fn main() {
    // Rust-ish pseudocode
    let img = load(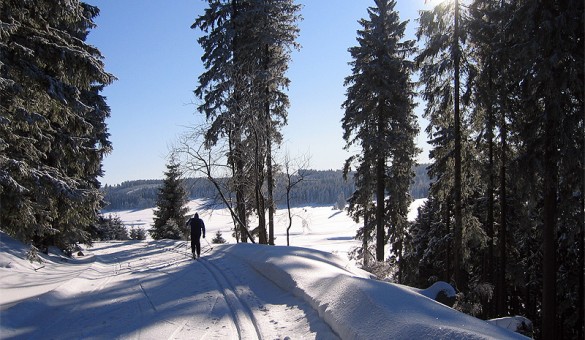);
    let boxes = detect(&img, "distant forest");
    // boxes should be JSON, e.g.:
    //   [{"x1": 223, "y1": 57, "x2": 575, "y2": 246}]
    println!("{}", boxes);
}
[{"x1": 102, "y1": 165, "x2": 431, "y2": 212}]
